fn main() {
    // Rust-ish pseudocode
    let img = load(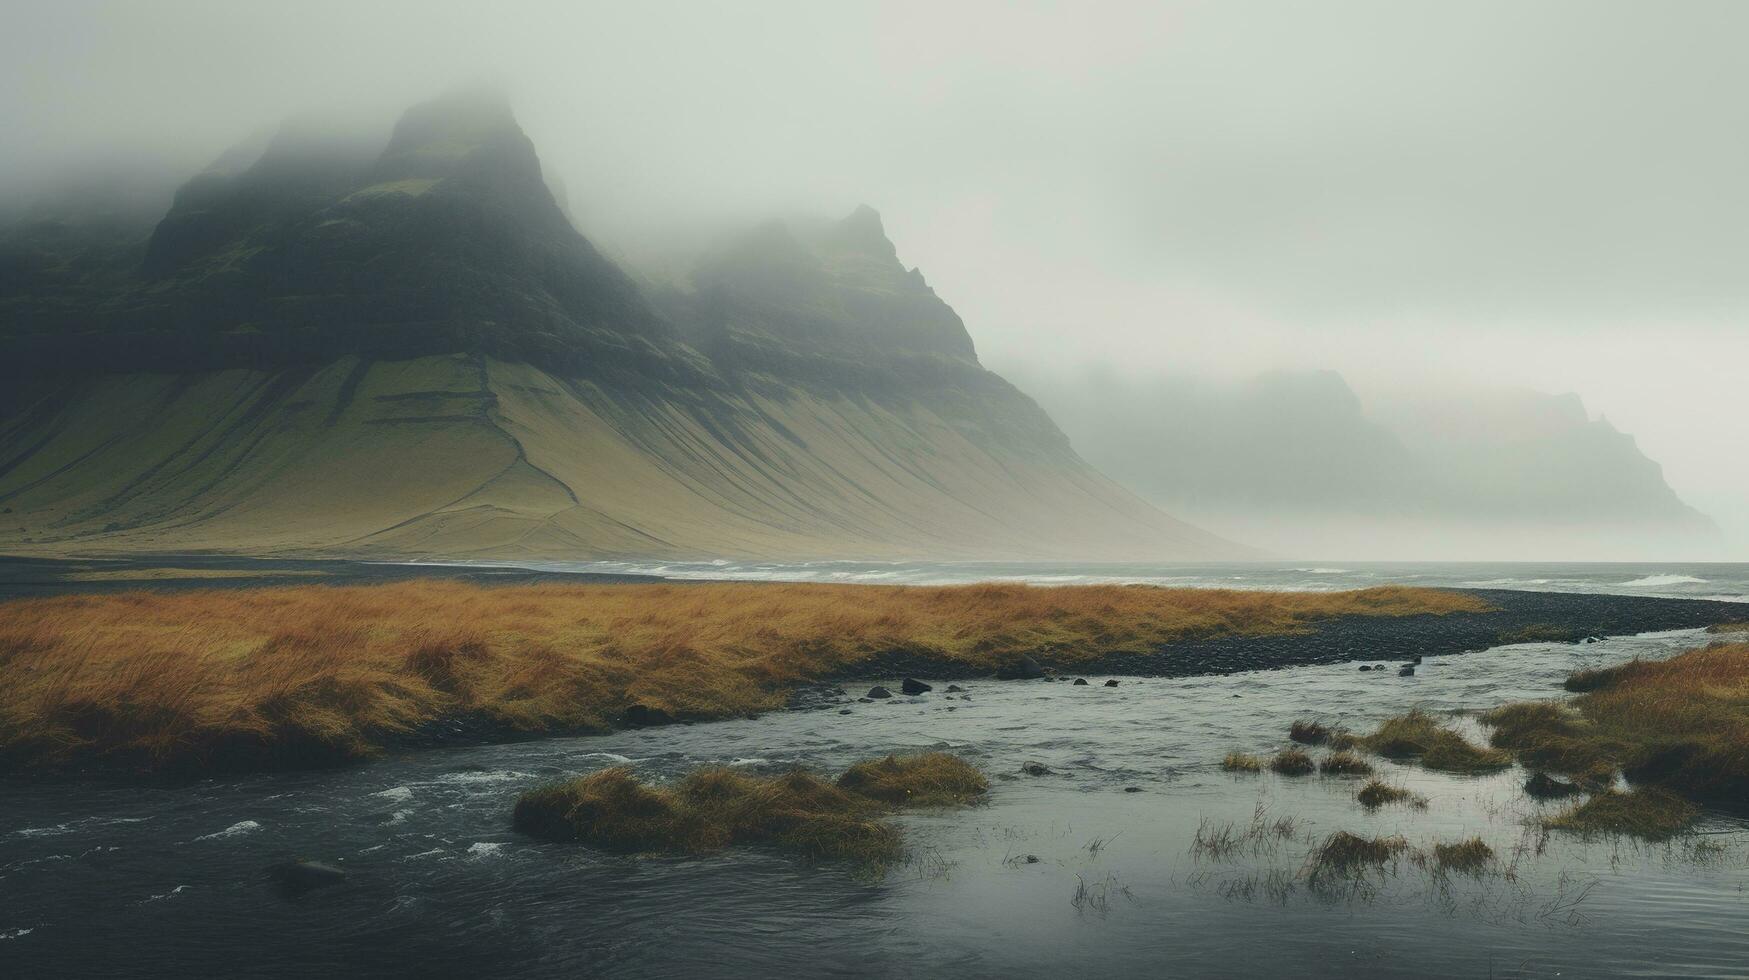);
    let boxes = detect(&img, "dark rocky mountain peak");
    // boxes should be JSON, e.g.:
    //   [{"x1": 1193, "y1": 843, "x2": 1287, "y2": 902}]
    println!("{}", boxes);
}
[
  {"x1": 820, "y1": 203, "x2": 899, "y2": 262},
  {"x1": 683, "y1": 205, "x2": 978, "y2": 363}
]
